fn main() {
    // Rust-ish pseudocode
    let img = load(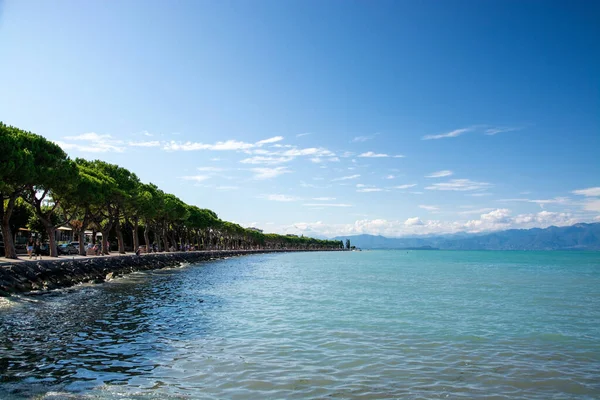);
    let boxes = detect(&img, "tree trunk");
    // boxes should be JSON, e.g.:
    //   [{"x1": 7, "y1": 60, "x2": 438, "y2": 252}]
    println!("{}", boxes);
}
[
  {"x1": 101, "y1": 226, "x2": 112, "y2": 255},
  {"x1": 115, "y1": 220, "x2": 126, "y2": 254},
  {"x1": 132, "y1": 218, "x2": 139, "y2": 252},
  {"x1": 78, "y1": 230, "x2": 86, "y2": 255},
  {"x1": 0, "y1": 194, "x2": 18, "y2": 259},
  {"x1": 143, "y1": 221, "x2": 150, "y2": 253},
  {"x1": 1, "y1": 220, "x2": 17, "y2": 259},
  {"x1": 169, "y1": 231, "x2": 177, "y2": 251},
  {"x1": 162, "y1": 228, "x2": 169, "y2": 251},
  {"x1": 46, "y1": 225, "x2": 58, "y2": 257}
]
